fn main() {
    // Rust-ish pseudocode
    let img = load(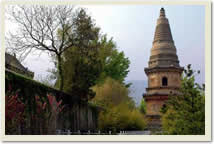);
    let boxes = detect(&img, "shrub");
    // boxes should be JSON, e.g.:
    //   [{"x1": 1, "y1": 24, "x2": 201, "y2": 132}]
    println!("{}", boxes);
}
[
  {"x1": 33, "y1": 94, "x2": 65, "y2": 134},
  {"x1": 5, "y1": 84, "x2": 64, "y2": 135},
  {"x1": 98, "y1": 103, "x2": 146, "y2": 132},
  {"x1": 92, "y1": 78, "x2": 146, "y2": 133},
  {"x1": 92, "y1": 77, "x2": 135, "y2": 108},
  {"x1": 5, "y1": 89, "x2": 25, "y2": 135}
]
